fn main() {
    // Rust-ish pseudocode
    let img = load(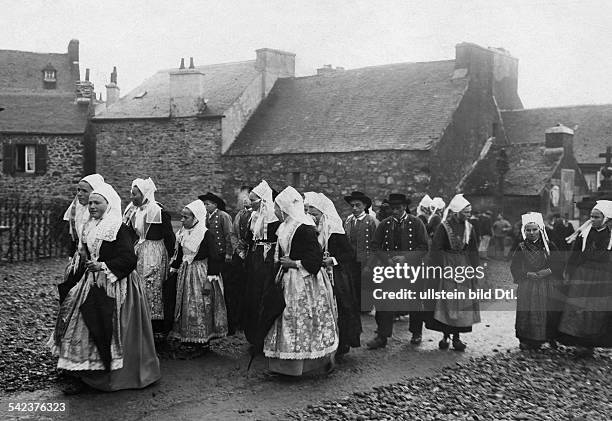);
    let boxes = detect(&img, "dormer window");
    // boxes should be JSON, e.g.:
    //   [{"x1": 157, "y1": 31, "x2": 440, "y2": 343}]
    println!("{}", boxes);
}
[{"x1": 42, "y1": 64, "x2": 57, "y2": 89}]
